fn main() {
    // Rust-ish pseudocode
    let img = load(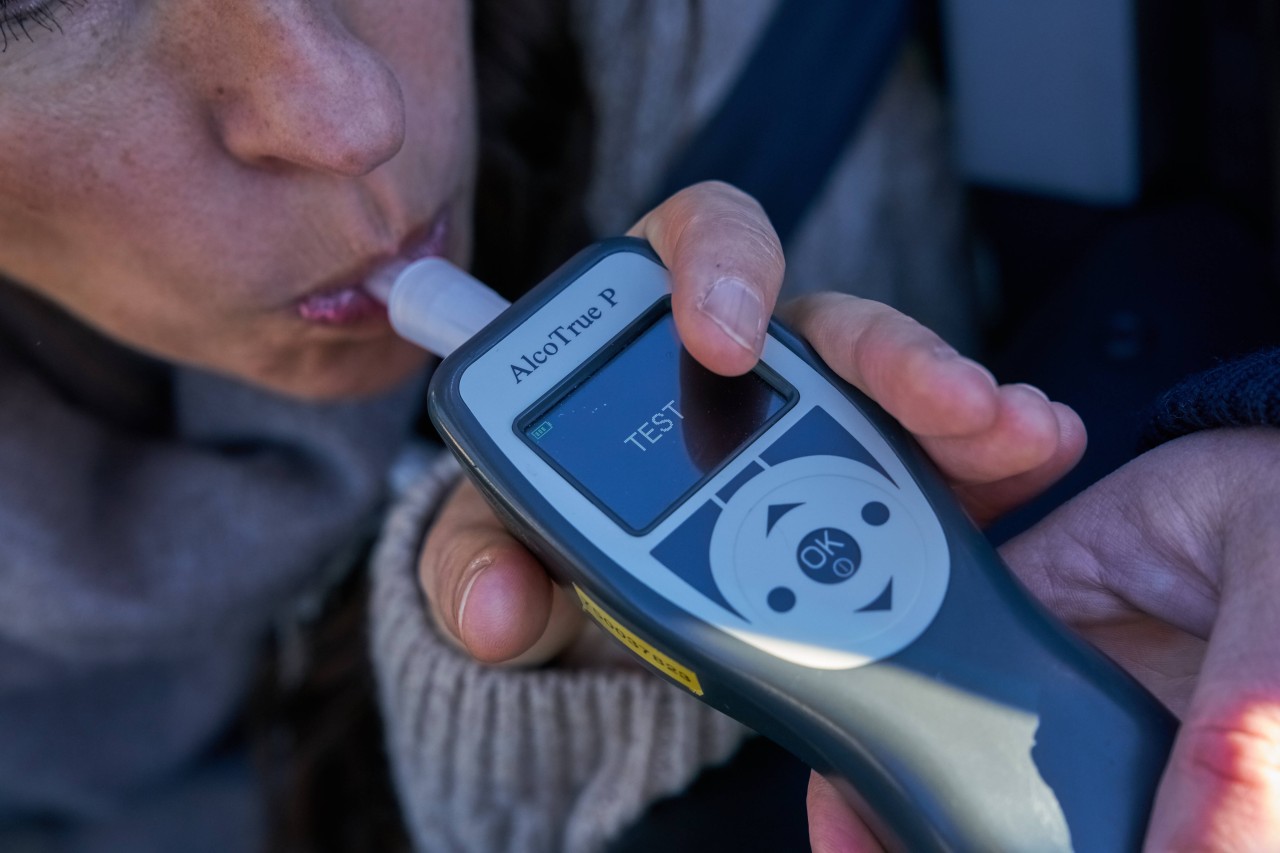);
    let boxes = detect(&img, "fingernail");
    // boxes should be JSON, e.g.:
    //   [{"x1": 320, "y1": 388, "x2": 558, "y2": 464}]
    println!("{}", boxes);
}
[
  {"x1": 1016, "y1": 382, "x2": 1051, "y2": 402},
  {"x1": 698, "y1": 277, "x2": 765, "y2": 354},
  {"x1": 456, "y1": 559, "x2": 492, "y2": 639},
  {"x1": 957, "y1": 356, "x2": 998, "y2": 389}
]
